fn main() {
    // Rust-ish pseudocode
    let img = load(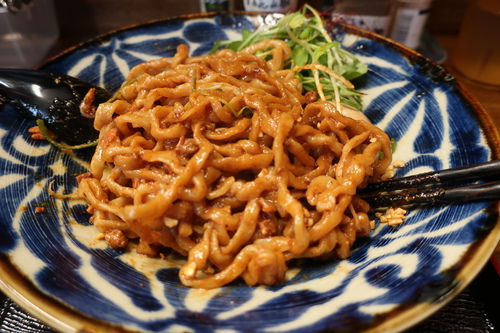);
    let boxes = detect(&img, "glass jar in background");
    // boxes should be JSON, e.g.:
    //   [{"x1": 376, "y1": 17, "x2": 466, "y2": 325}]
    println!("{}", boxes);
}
[
  {"x1": 0, "y1": 0, "x2": 59, "y2": 68},
  {"x1": 329, "y1": 0, "x2": 394, "y2": 36},
  {"x1": 449, "y1": 0, "x2": 500, "y2": 89},
  {"x1": 200, "y1": 0, "x2": 234, "y2": 12},
  {"x1": 243, "y1": 0, "x2": 298, "y2": 13},
  {"x1": 389, "y1": 0, "x2": 433, "y2": 49}
]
